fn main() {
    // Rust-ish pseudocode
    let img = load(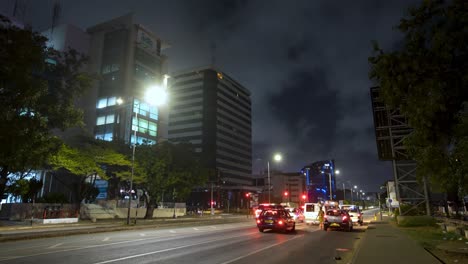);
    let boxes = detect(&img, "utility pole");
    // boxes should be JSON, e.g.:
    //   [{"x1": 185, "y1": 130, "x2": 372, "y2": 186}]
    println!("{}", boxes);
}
[
  {"x1": 210, "y1": 182, "x2": 214, "y2": 215},
  {"x1": 342, "y1": 183, "x2": 345, "y2": 201}
]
